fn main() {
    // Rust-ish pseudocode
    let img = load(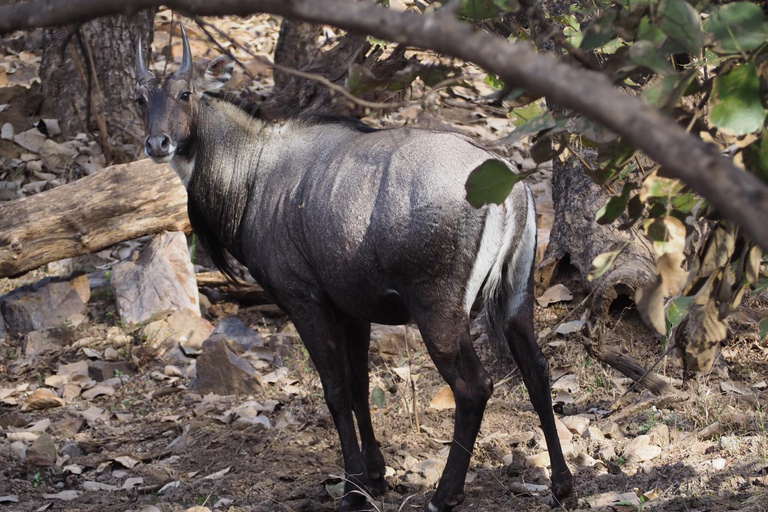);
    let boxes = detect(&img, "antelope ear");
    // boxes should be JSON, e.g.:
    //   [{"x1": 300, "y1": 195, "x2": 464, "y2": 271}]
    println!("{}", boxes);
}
[{"x1": 198, "y1": 56, "x2": 234, "y2": 92}]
